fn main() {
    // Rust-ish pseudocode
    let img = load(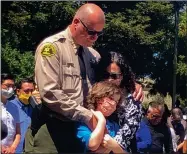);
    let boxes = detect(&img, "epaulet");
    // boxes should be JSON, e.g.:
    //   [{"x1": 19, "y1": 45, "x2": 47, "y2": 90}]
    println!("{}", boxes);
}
[{"x1": 42, "y1": 32, "x2": 66, "y2": 44}]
